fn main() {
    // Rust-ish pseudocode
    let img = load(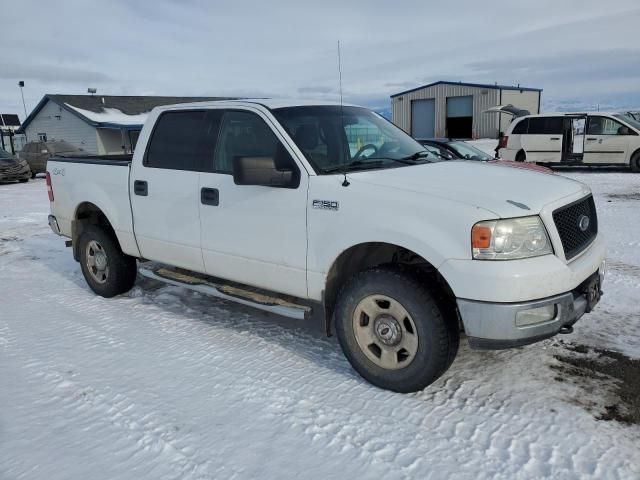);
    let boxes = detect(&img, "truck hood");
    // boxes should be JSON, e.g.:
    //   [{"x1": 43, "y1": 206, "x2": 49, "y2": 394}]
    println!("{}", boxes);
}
[{"x1": 350, "y1": 161, "x2": 587, "y2": 217}]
